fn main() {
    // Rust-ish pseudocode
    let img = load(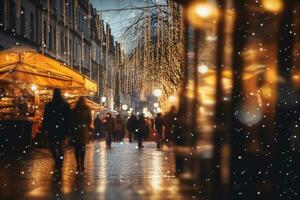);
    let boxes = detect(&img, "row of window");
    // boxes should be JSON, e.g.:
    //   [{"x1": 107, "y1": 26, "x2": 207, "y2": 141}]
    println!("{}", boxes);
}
[{"x1": 0, "y1": 0, "x2": 35, "y2": 40}]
